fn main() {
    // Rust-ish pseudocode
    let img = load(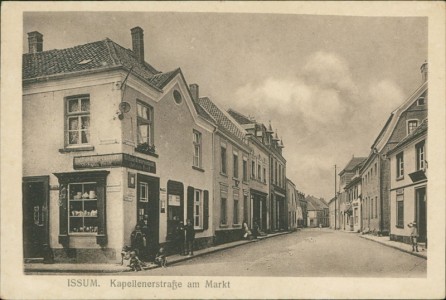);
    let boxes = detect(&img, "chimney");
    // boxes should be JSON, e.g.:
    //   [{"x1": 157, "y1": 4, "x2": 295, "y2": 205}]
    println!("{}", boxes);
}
[
  {"x1": 131, "y1": 27, "x2": 145, "y2": 62},
  {"x1": 420, "y1": 61, "x2": 428, "y2": 82},
  {"x1": 189, "y1": 84, "x2": 199, "y2": 101},
  {"x1": 28, "y1": 31, "x2": 43, "y2": 53}
]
